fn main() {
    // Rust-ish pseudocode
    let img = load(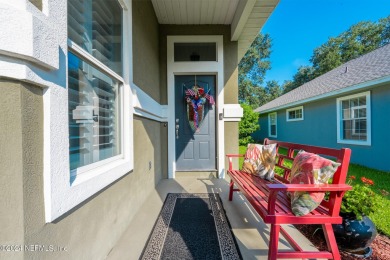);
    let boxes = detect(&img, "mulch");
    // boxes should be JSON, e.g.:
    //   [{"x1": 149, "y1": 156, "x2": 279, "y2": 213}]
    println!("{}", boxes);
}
[{"x1": 294, "y1": 224, "x2": 390, "y2": 260}]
